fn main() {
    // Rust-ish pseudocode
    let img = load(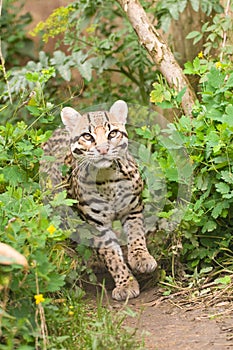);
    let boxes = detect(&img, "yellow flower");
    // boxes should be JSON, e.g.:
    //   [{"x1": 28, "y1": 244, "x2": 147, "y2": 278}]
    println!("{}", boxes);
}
[
  {"x1": 41, "y1": 69, "x2": 50, "y2": 75},
  {"x1": 34, "y1": 294, "x2": 45, "y2": 305},
  {"x1": 198, "y1": 51, "x2": 204, "y2": 59},
  {"x1": 215, "y1": 61, "x2": 223, "y2": 69},
  {"x1": 47, "y1": 224, "x2": 56, "y2": 235},
  {"x1": 86, "y1": 24, "x2": 96, "y2": 33},
  {"x1": 68, "y1": 311, "x2": 74, "y2": 316},
  {"x1": 35, "y1": 135, "x2": 42, "y2": 142}
]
